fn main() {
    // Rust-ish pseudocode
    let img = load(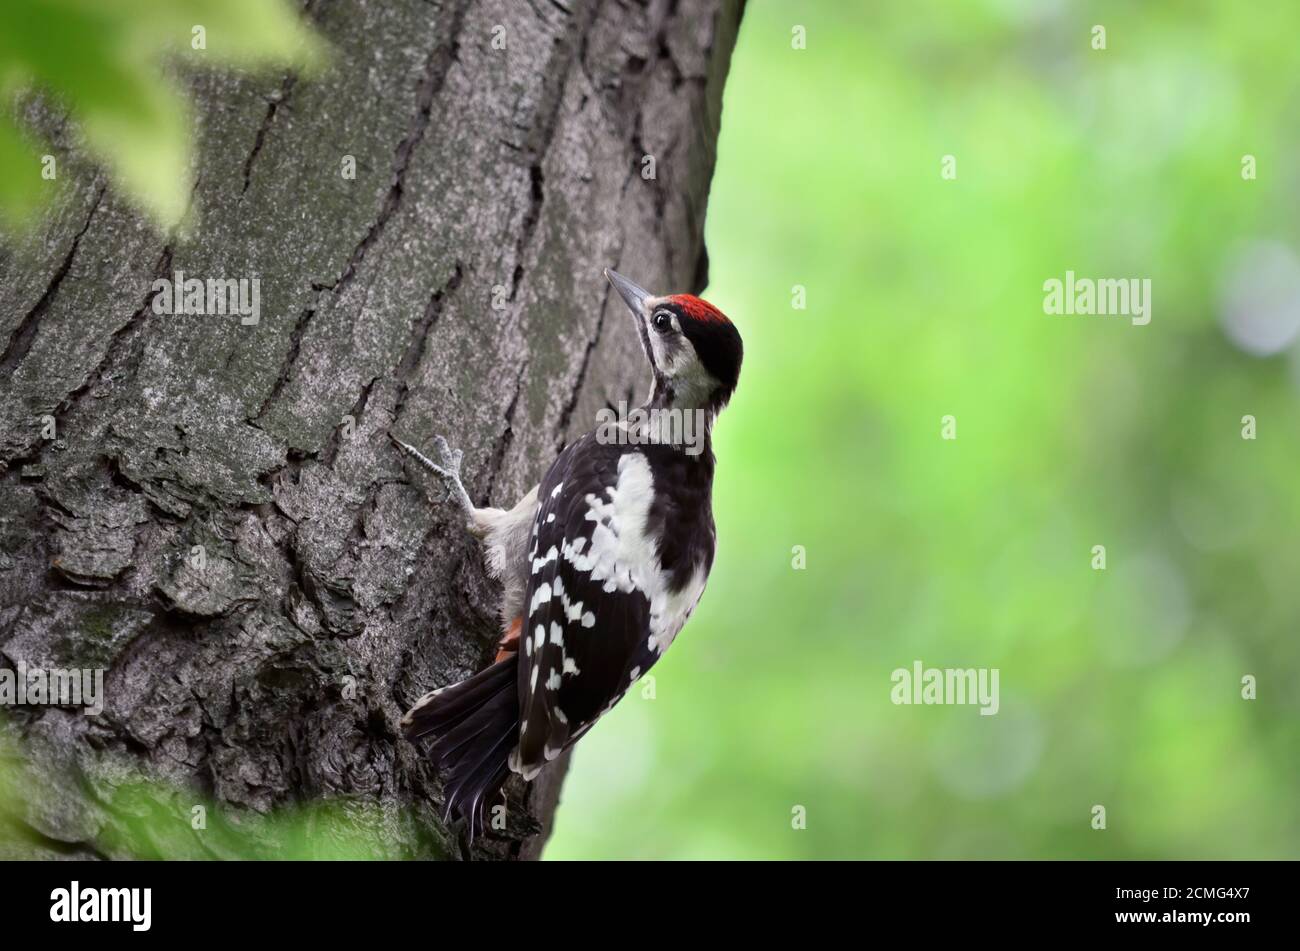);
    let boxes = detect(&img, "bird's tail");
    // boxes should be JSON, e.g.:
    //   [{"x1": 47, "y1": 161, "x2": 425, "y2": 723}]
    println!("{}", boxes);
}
[{"x1": 401, "y1": 655, "x2": 519, "y2": 836}]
